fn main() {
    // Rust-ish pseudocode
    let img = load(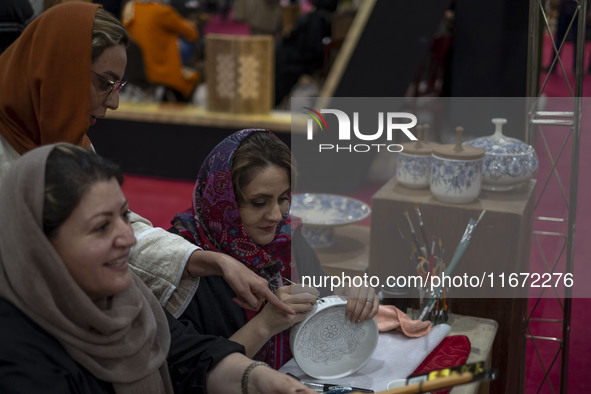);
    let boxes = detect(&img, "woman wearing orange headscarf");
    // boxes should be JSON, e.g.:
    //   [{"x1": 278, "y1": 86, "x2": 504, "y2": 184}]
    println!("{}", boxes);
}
[
  {"x1": 0, "y1": 2, "x2": 291, "y2": 326},
  {"x1": 0, "y1": 2, "x2": 103, "y2": 167}
]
